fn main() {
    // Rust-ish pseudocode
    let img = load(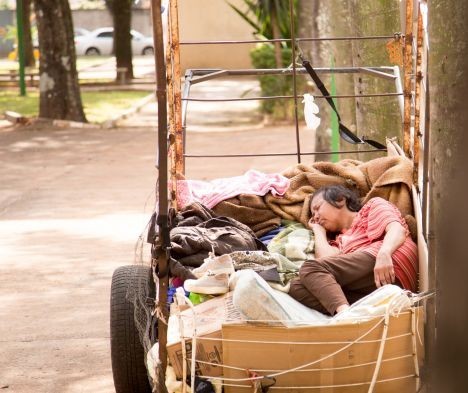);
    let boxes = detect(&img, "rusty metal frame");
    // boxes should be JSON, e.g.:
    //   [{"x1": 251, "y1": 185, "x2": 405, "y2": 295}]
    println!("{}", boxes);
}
[
  {"x1": 163, "y1": 1, "x2": 426, "y2": 211},
  {"x1": 402, "y1": 0, "x2": 414, "y2": 157},
  {"x1": 161, "y1": 0, "x2": 430, "y2": 274},
  {"x1": 401, "y1": 0, "x2": 430, "y2": 240}
]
